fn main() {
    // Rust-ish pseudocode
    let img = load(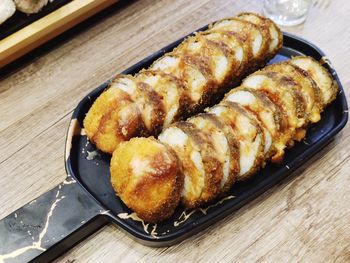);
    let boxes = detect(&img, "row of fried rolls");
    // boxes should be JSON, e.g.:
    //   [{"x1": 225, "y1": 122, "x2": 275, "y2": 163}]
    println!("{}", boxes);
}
[
  {"x1": 110, "y1": 56, "x2": 338, "y2": 223},
  {"x1": 84, "y1": 13, "x2": 283, "y2": 153}
]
